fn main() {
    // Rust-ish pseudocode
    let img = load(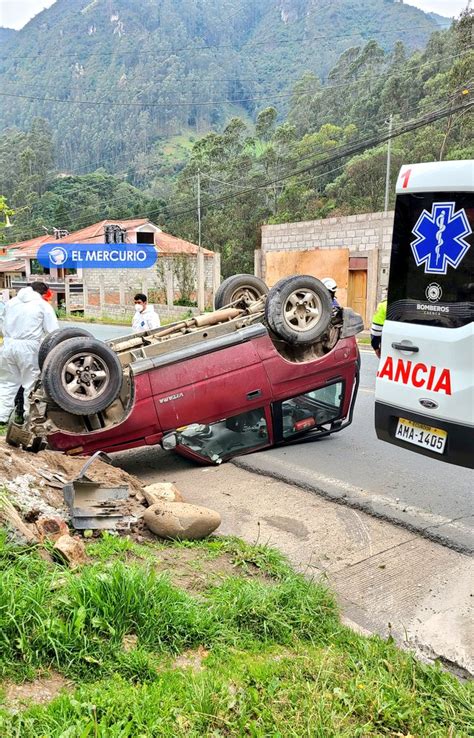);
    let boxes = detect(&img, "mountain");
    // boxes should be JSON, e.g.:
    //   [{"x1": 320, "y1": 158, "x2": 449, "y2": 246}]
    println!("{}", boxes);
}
[
  {"x1": 0, "y1": 0, "x2": 441, "y2": 173},
  {"x1": 0, "y1": 27, "x2": 16, "y2": 44},
  {"x1": 428, "y1": 12, "x2": 453, "y2": 29}
]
